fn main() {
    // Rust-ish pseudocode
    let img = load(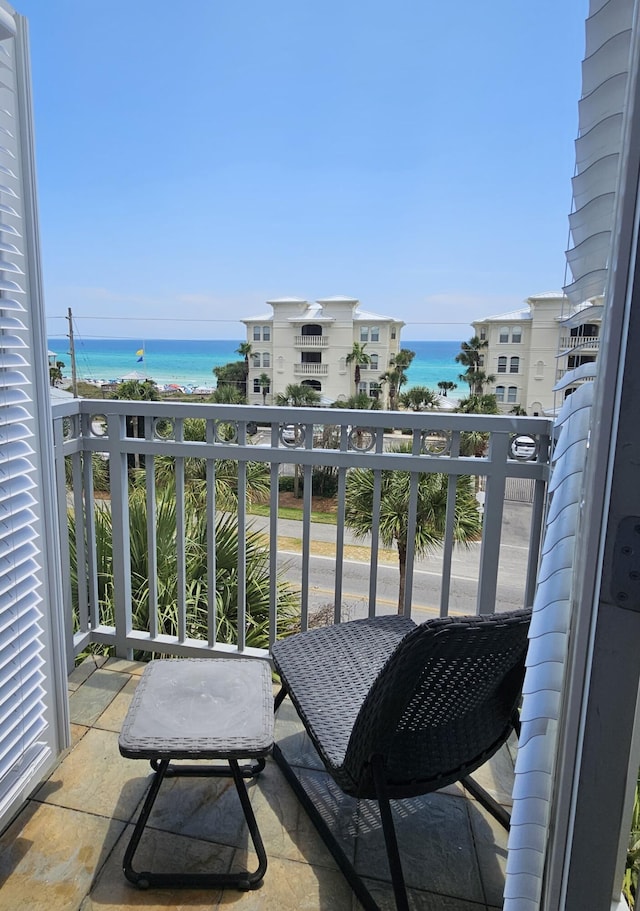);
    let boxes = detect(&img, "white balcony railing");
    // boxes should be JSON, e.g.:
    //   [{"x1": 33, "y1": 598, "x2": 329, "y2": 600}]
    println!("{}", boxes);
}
[
  {"x1": 293, "y1": 363, "x2": 329, "y2": 375},
  {"x1": 294, "y1": 335, "x2": 328, "y2": 348},
  {"x1": 559, "y1": 335, "x2": 600, "y2": 350},
  {"x1": 52, "y1": 400, "x2": 552, "y2": 670}
]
